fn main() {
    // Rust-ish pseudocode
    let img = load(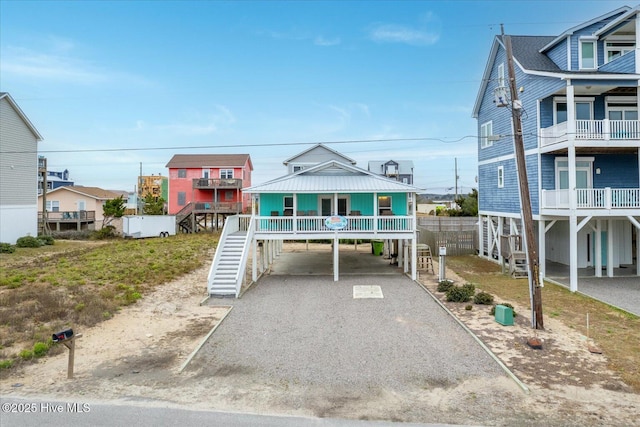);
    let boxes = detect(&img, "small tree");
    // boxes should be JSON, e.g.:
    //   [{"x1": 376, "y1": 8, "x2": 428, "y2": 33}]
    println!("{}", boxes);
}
[
  {"x1": 102, "y1": 196, "x2": 125, "y2": 227},
  {"x1": 142, "y1": 194, "x2": 166, "y2": 215},
  {"x1": 448, "y1": 189, "x2": 478, "y2": 217}
]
